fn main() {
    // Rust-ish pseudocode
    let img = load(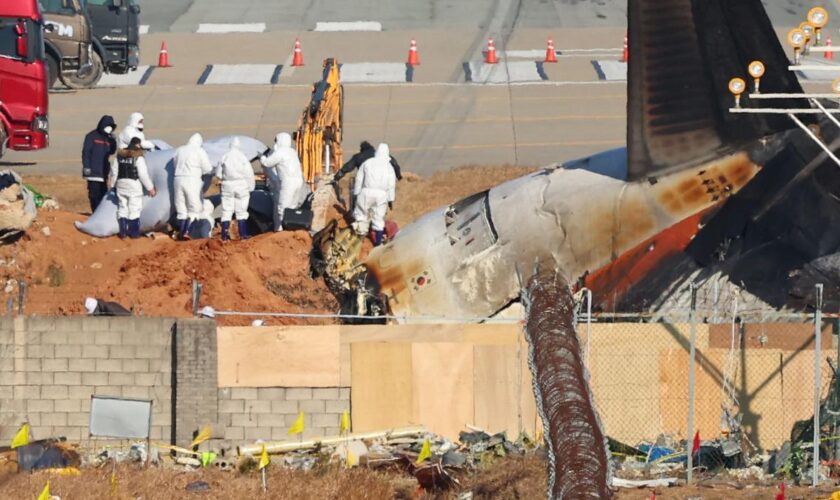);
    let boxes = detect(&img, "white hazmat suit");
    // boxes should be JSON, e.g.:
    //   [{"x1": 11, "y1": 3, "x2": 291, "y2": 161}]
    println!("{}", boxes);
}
[
  {"x1": 118, "y1": 112, "x2": 155, "y2": 150},
  {"x1": 260, "y1": 132, "x2": 307, "y2": 231},
  {"x1": 216, "y1": 137, "x2": 255, "y2": 222},
  {"x1": 354, "y1": 143, "x2": 396, "y2": 235},
  {"x1": 174, "y1": 133, "x2": 213, "y2": 222},
  {"x1": 108, "y1": 148, "x2": 154, "y2": 220}
]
